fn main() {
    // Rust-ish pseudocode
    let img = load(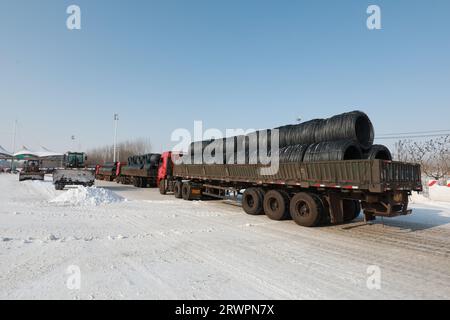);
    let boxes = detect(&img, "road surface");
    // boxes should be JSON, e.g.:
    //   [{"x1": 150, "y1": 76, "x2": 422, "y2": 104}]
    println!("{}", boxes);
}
[{"x1": 0, "y1": 174, "x2": 449, "y2": 299}]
